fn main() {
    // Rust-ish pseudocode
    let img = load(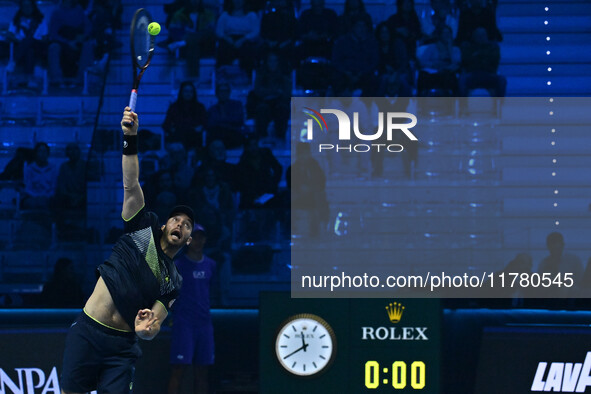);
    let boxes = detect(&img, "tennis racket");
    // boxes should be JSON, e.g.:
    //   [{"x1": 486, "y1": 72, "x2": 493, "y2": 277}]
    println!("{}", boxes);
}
[{"x1": 124, "y1": 8, "x2": 155, "y2": 127}]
